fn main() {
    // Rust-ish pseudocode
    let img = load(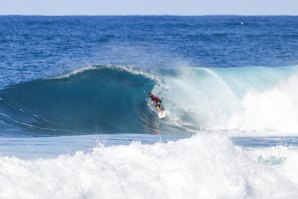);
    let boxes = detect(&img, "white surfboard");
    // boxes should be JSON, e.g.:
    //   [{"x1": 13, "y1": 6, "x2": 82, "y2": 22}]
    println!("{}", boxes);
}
[
  {"x1": 148, "y1": 103, "x2": 167, "y2": 119},
  {"x1": 158, "y1": 110, "x2": 167, "y2": 118}
]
